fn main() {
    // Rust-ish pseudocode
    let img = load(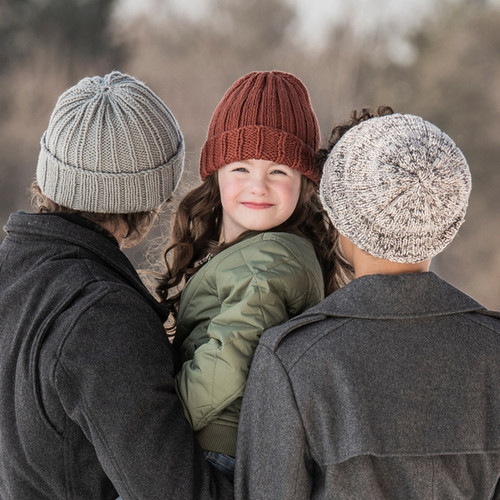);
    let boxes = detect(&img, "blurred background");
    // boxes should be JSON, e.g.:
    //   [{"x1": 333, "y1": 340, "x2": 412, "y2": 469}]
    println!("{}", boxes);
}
[{"x1": 1, "y1": 0, "x2": 499, "y2": 308}]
